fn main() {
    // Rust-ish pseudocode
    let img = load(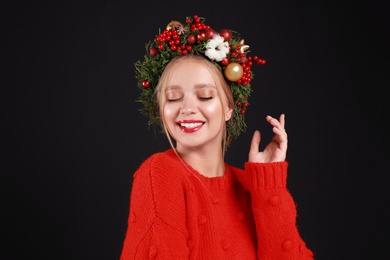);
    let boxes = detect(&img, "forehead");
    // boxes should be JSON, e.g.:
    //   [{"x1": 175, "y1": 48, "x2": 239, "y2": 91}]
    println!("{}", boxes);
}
[{"x1": 166, "y1": 59, "x2": 215, "y2": 86}]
